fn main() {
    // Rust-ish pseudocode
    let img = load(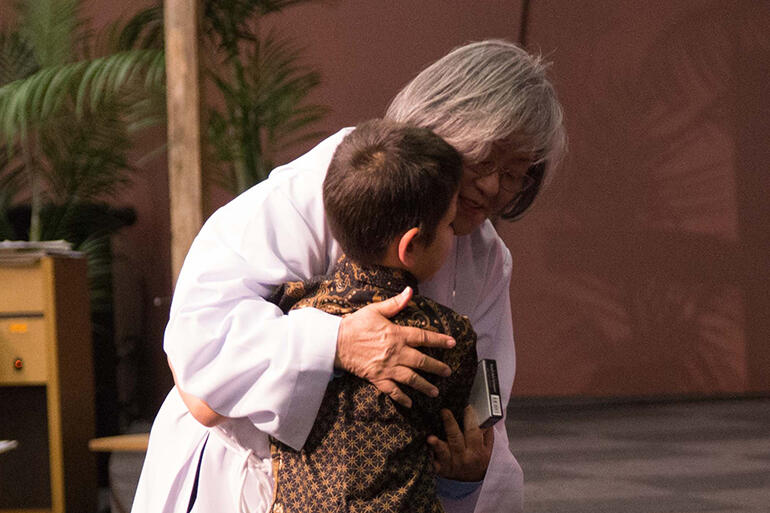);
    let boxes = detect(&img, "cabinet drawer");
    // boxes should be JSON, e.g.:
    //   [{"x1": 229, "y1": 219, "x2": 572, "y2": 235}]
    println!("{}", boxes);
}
[
  {"x1": 0, "y1": 263, "x2": 46, "y2": 313},
  {"x1": 0, "y1": 318, "x2": 48, "y2": 384}
]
